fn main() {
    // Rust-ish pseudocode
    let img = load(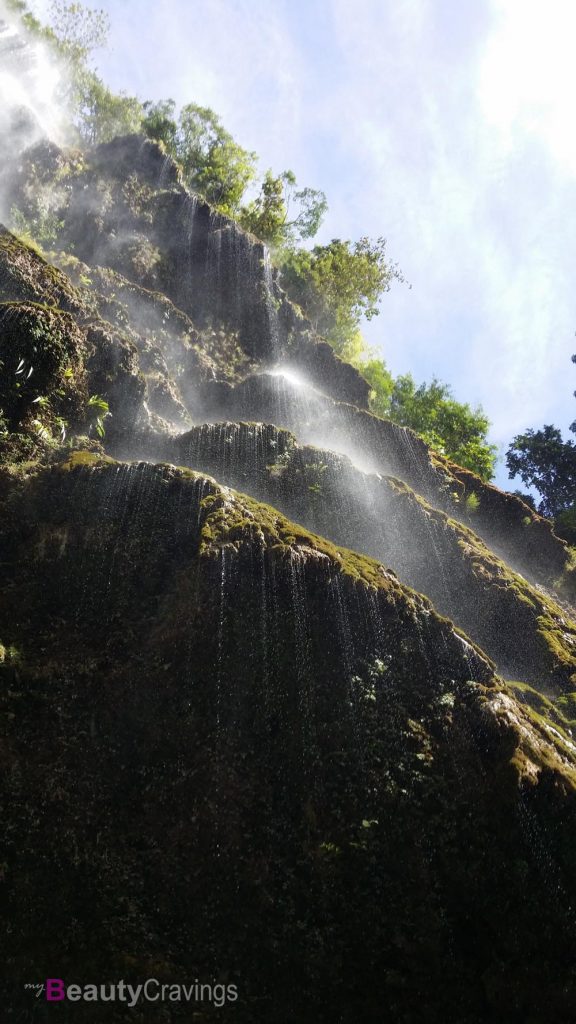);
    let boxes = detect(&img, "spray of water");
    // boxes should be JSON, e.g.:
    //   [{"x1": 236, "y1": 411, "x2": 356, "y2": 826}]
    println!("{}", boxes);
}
[
  {"x1": 0, "y1": 5, "x2": 64, "y2": 154},
  {"x1": 262, "y1": 248, "x2": 280, "y2": 360}
]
